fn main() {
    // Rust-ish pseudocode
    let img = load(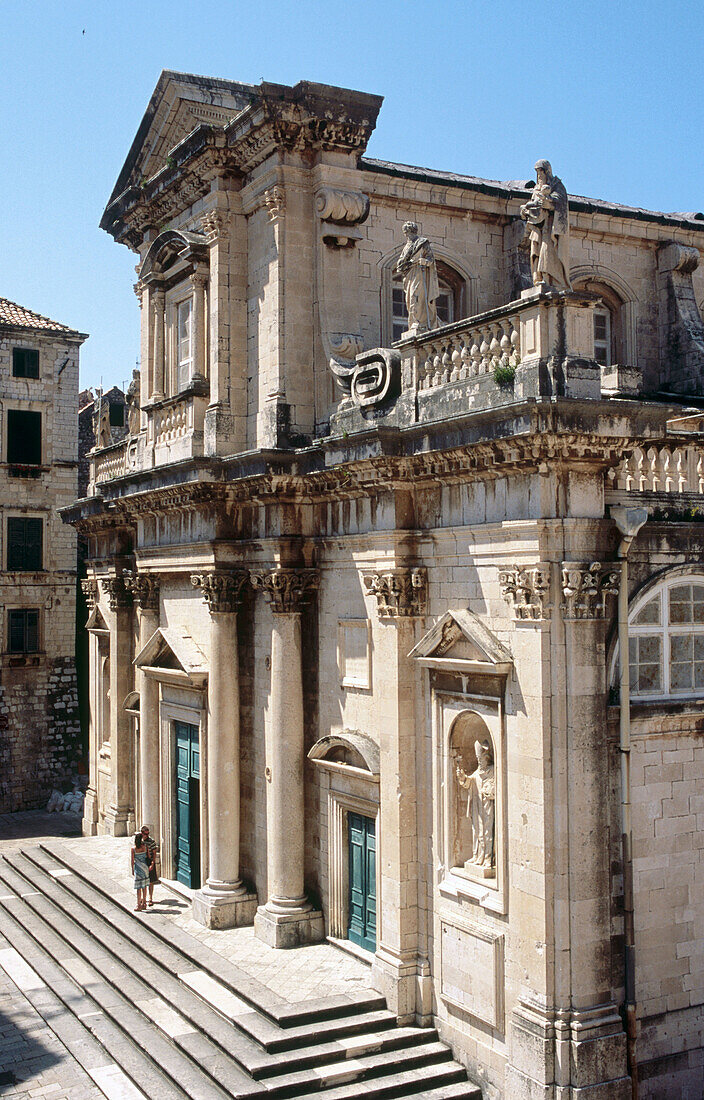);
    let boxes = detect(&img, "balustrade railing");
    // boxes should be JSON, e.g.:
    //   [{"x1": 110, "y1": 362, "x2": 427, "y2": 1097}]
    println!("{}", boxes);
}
[
  {"x1": 92, "y1": 441, "x2": 129, "y2": 484},
  {"x1": 414, "y1": 310, "x2": 521, "y2": 391},
  {"x1": 153, "y1": 395, "x2": 191, "y2": 446},
  {"x1": 608, "y1": 444, "x2": 704, "y2": 494}
]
